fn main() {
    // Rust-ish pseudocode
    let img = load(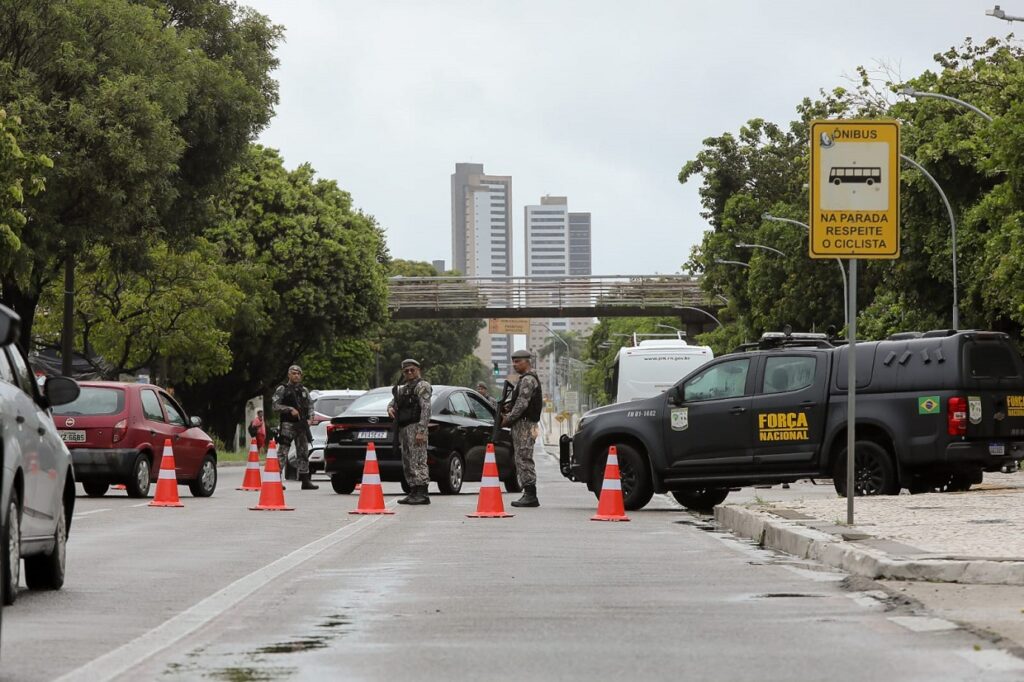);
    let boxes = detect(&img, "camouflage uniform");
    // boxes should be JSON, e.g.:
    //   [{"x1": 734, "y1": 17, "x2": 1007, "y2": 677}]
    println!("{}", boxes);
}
[
  {"x1": 272, "y1": 381, "x2": 312, "y2": 476},
  {"x1": 389, "y1": 378, "x2": 432, "y2": 486},
  {"x1": 505, "y1": 372, "x2": 541, "y2": 487}
]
